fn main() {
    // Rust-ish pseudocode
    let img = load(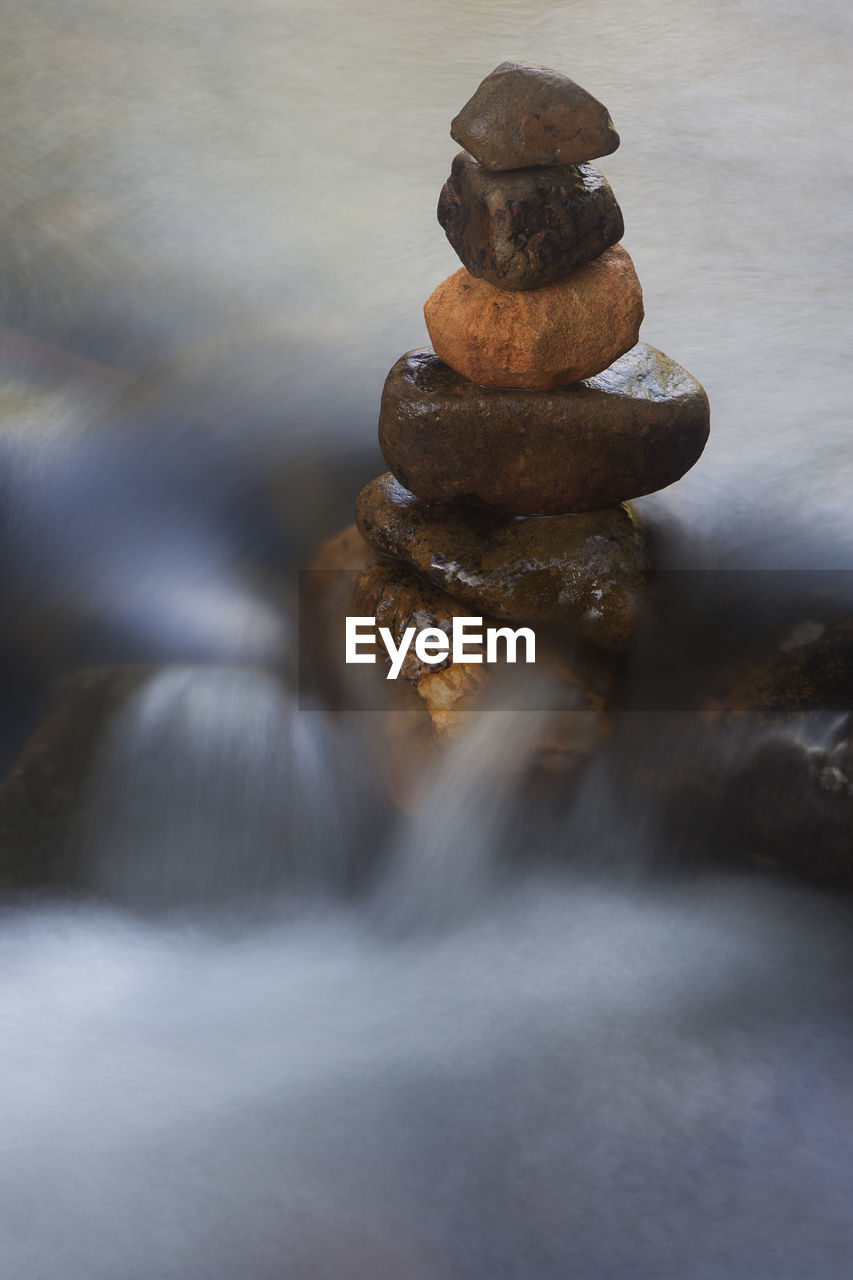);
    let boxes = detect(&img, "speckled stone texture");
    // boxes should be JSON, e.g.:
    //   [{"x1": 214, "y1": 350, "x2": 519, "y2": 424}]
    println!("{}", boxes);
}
[
  {"x1": 423, "y1": 244, "x2": 643, "y2": 390},
  {"x1": 378, "y1": 344, "x2": 709, "y2": 514},
  {"x1": 450, "y1": 61, "x2": 619, "y2": 170},
  {"x1": 437, "y1": 153, "x2": 623, "y2": 290},
  {"x1": 355, "y1": 473, "x2": 650, "y2": 651}
]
